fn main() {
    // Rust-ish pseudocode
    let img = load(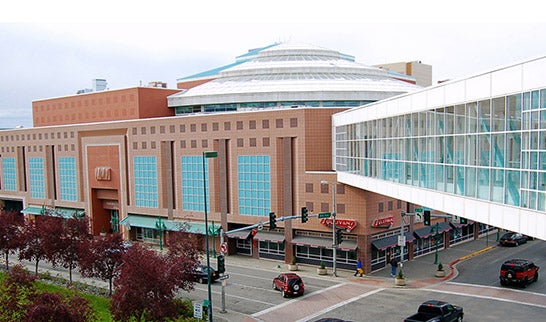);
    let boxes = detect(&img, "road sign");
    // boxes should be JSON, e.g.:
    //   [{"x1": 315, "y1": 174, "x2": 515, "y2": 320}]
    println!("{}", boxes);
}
[
  {"x1": 318, "y1": 212, "x2": 331, "y2": 218},
  {"x1": 397, "y1": 235, "x2": 406, "y2": 246},
  {"x1": 193, "y1": 302, "x2": 203, "y2": 319},
  {"x1": 220, "y1": 242, "x2": 228, "y2": 254},
  {"x1": 414, "y1": 208, "x2": 423, "y2": 212},
  {"x1": 219, "y1": 274, "x2": 230, "y2": 280}
]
